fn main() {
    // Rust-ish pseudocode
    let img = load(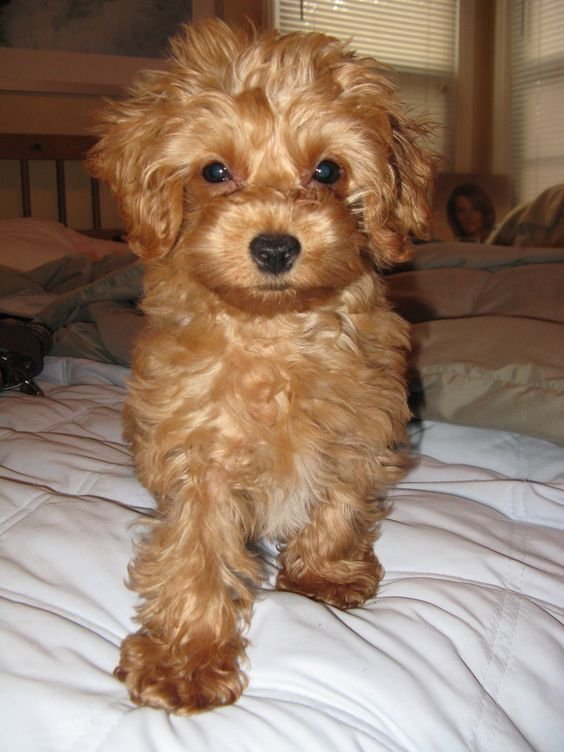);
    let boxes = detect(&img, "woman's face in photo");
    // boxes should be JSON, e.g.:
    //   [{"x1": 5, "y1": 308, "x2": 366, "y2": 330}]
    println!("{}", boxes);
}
[{"x1": 455, "y1": 196, "x2": 484, "y2": 238}]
